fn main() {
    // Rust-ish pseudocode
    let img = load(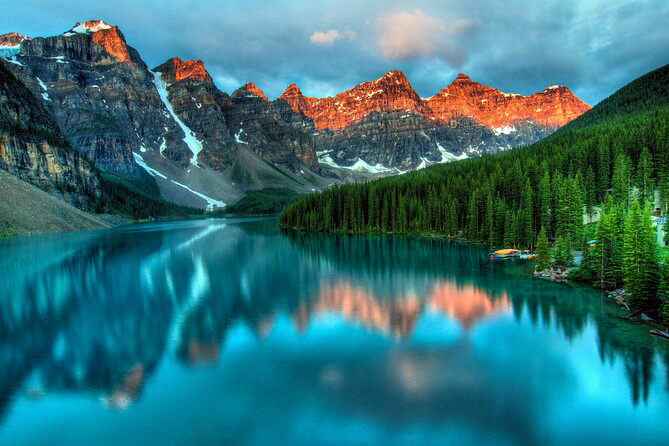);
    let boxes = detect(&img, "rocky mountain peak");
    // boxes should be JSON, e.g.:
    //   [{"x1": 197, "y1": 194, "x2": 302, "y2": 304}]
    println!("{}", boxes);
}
[
  {"x1": 154, "y1": 57, "x2": 210, "y2": 82},
  {"x1": 280, "y1": 69, "x2": 428, "y2": 131},
  {"x1": 280, "y1": 83, "x2": 303, "y2": 98},
  {"x1": 0, "y1": 32, "x2": 30, "y2": 47},
  {"x1": 62, "y1": 20, "x2": 132, "y2": 63},
  {"x1": 239, "y1": 82, "x2": 269, "y2": 101},
  {"x1": 65, "y1": 20, "x2": 114, "y2": 35},
  {"x1": 453, "y1": 72, "x2": 473, "y2": 83},
  {"x1": 540, "y1": 85, "x2": 569, "y2": 94},
  {"x1": 427, "y1": 74, "x2": 590, "y2": 128},
  {"x1": 374, "y1": 69, "x2": 410, "y2": 86}
]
